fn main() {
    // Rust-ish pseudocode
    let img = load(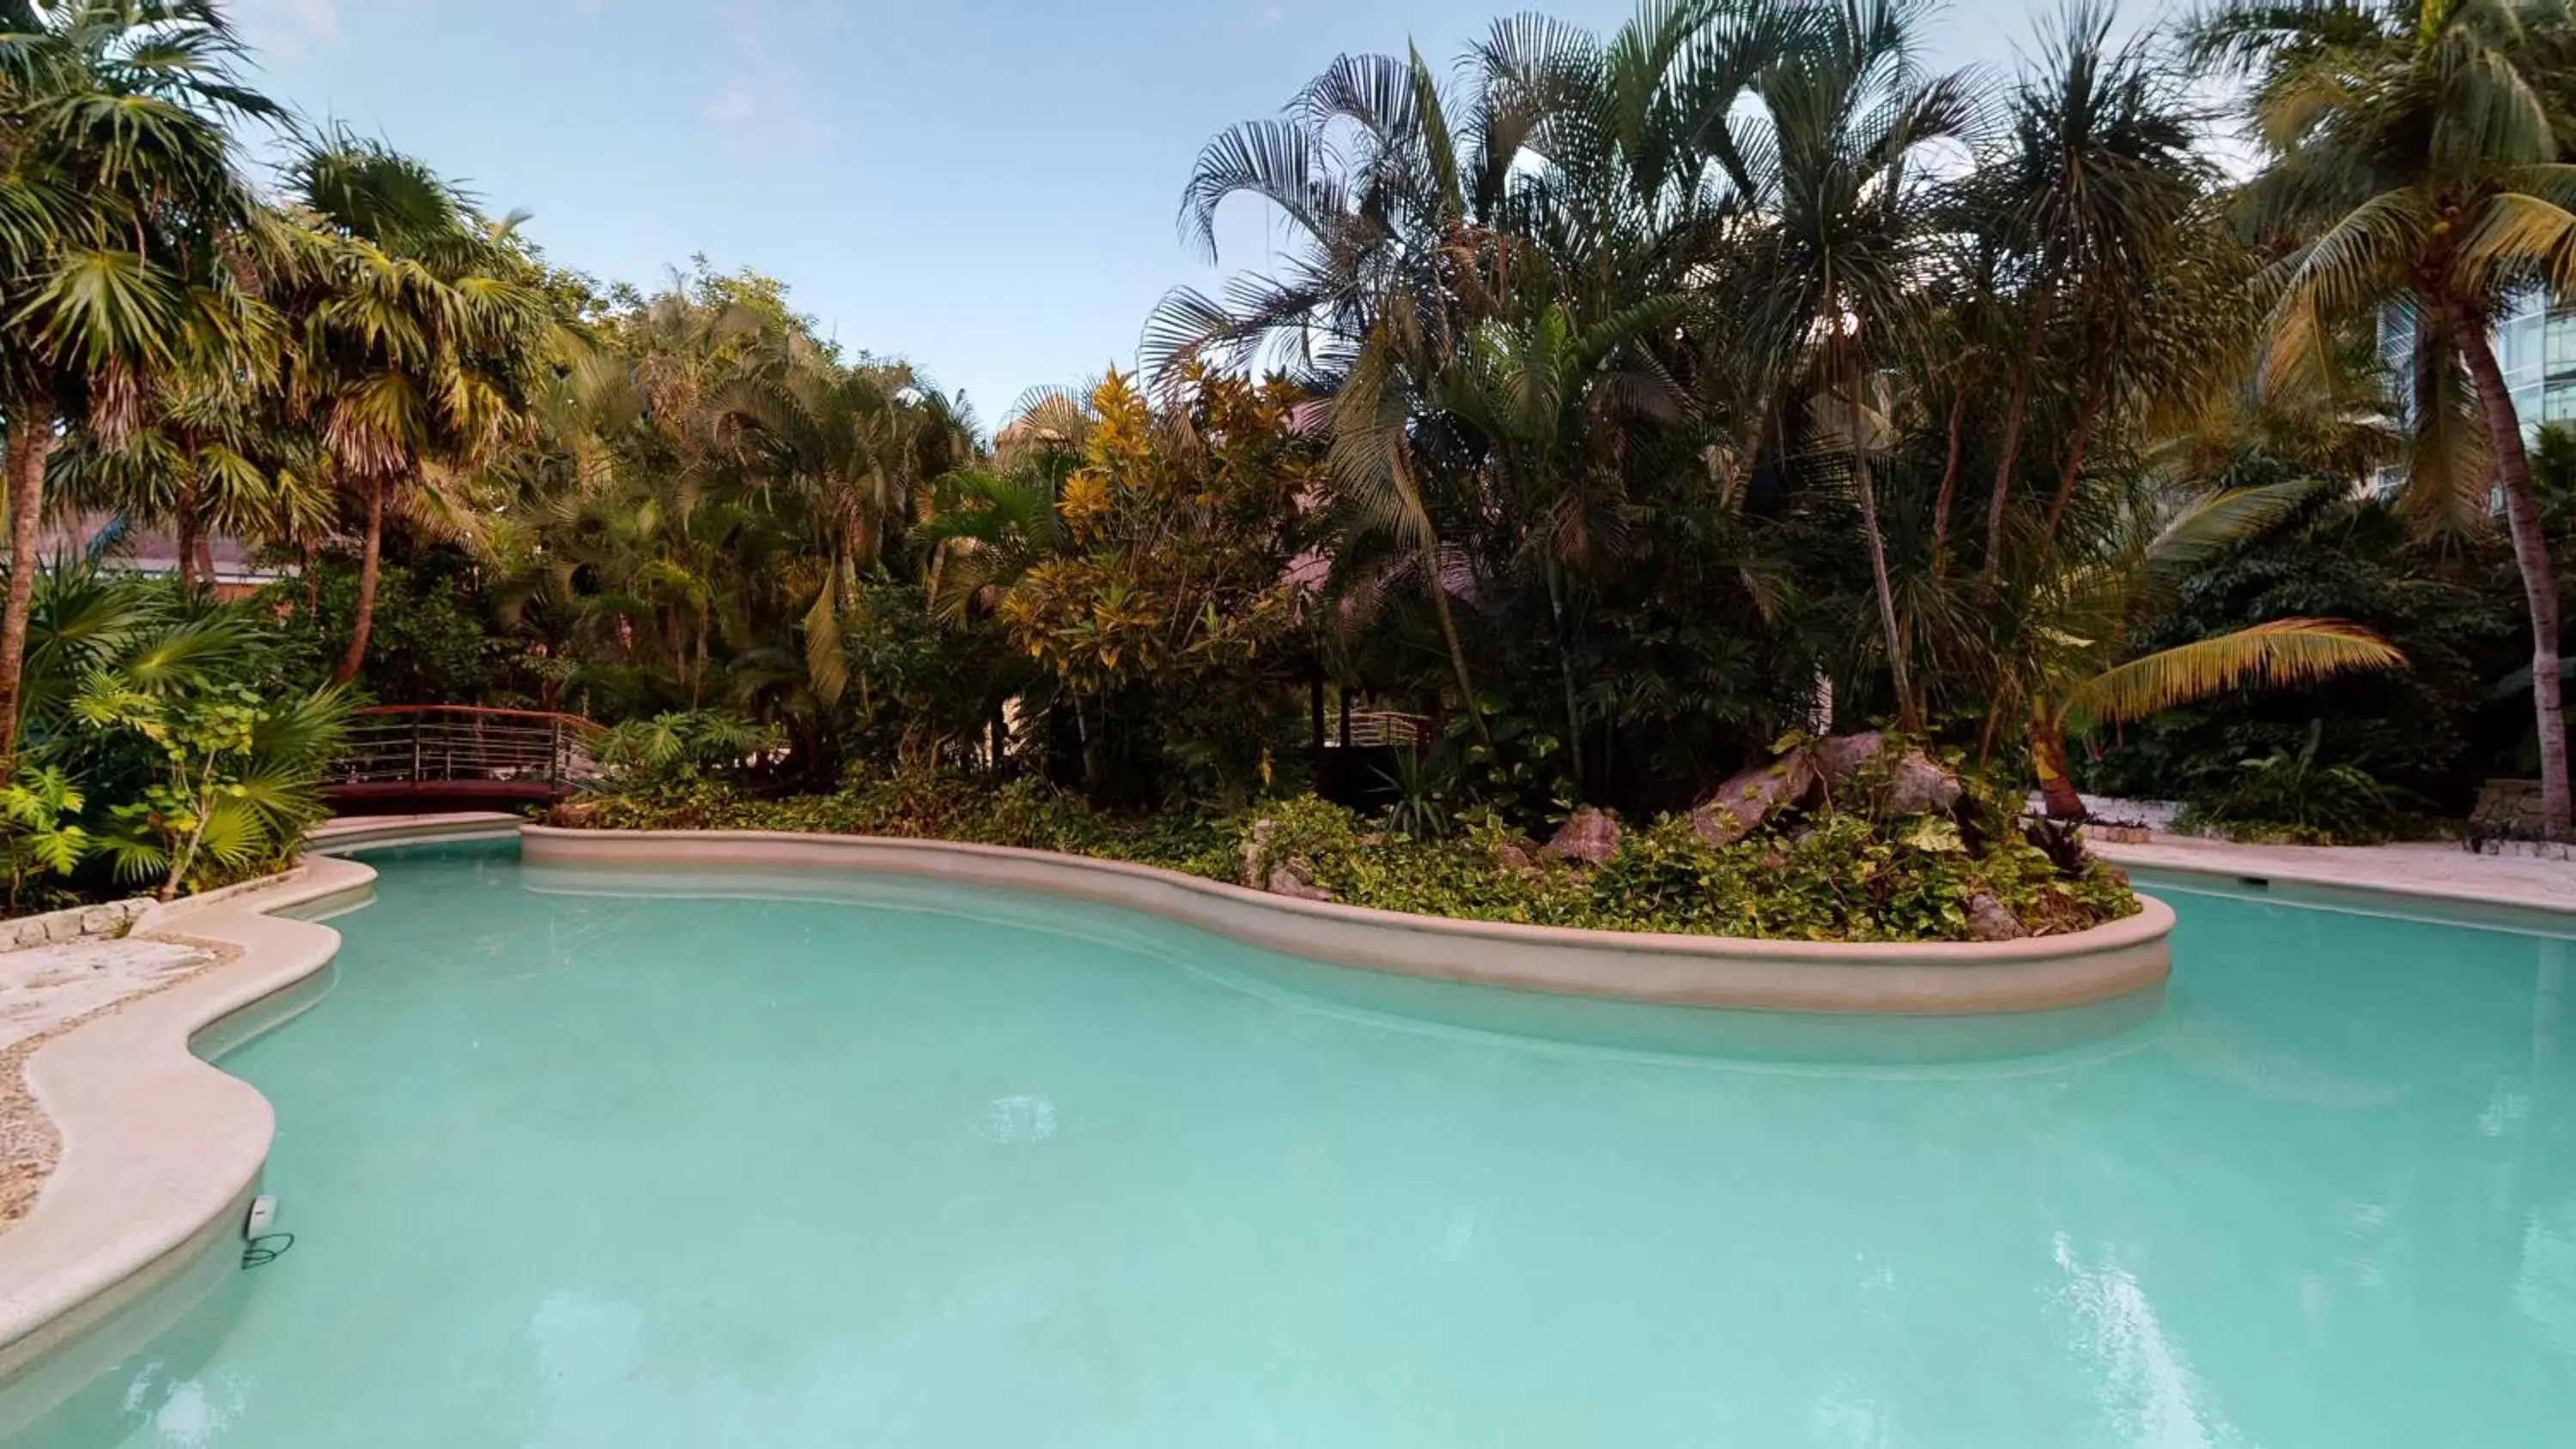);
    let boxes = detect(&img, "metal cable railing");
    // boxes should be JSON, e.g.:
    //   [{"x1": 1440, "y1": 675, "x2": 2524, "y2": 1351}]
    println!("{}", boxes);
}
[{"x1": 326, "y1": 705, "x2": 603, "y2": 799}]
